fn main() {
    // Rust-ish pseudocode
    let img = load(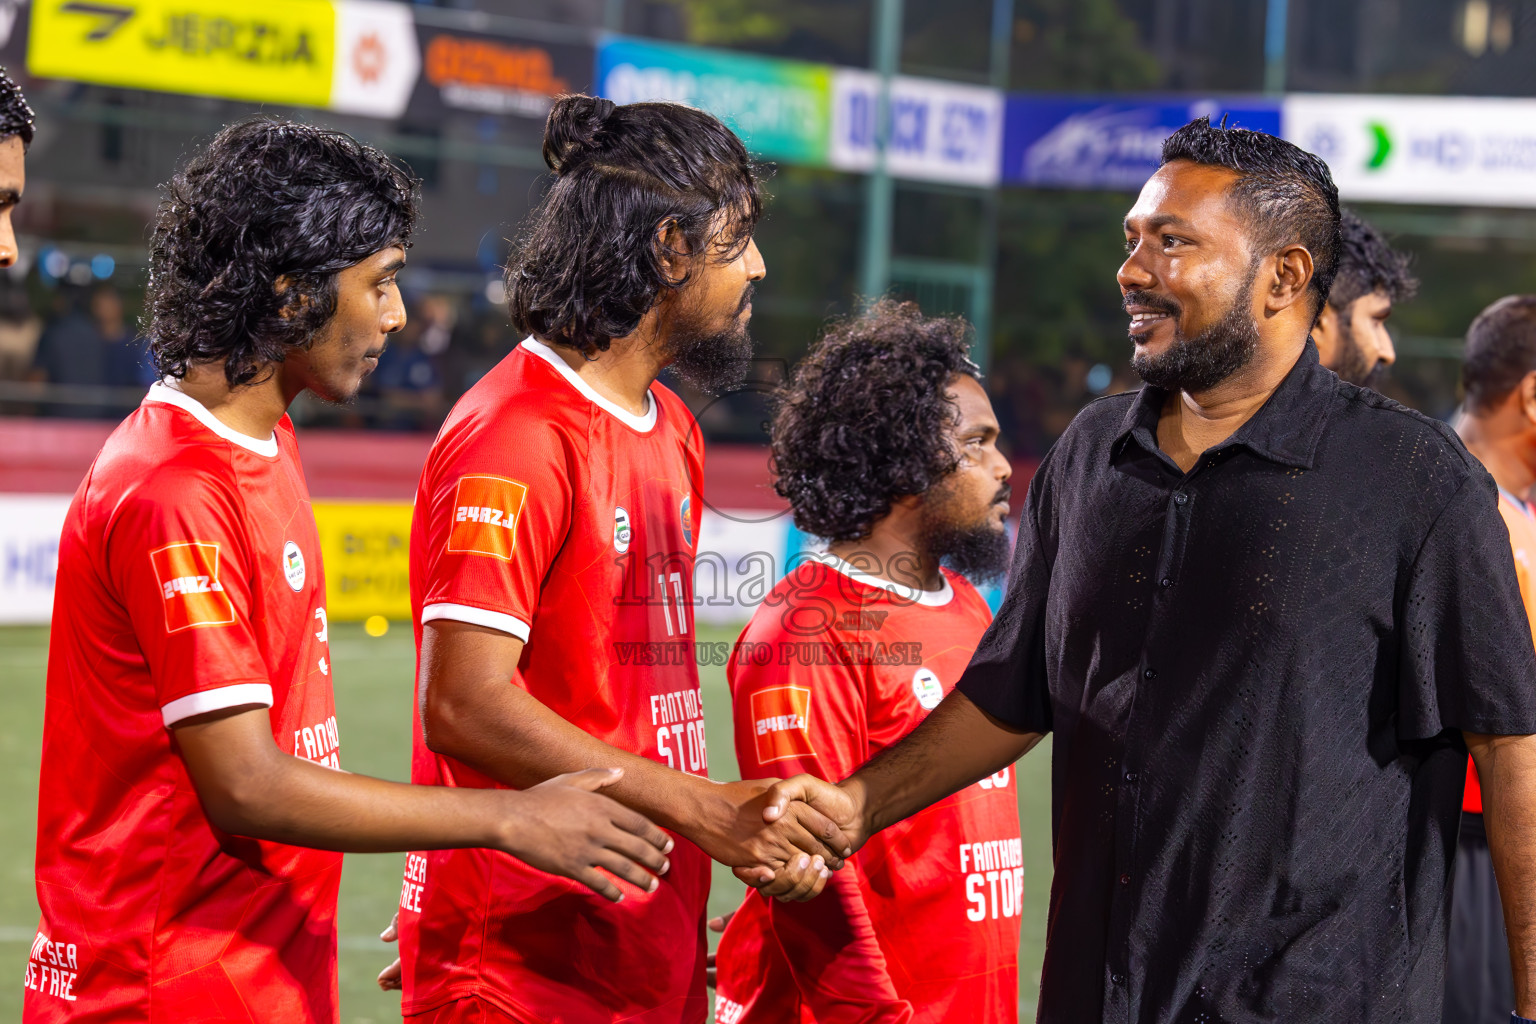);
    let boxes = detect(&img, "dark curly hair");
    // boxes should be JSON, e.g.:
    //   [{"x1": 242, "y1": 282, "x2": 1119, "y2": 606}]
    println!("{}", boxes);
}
[
  {"x1": 772, "y1": 300, "x2": 981, "y2": 542},
  {"x1": 1462, "y1": 295, "x2": 1536, "y2": 414},
  {"x1": 0, "y1": 67, "x2": 34, "y2": 148},
  {"x1": 146, "y1": 116, "x2": 420, "y2": 386},
  {"x1": 1327, "y1": 208, "x2": 1418, "y2": 311},
  {"x1": 507, "y1": 94, "x2": 762, "y2": 358},
  {"x1": 1162, "y1": 117, "x2": 1341, "y2": 320}
]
